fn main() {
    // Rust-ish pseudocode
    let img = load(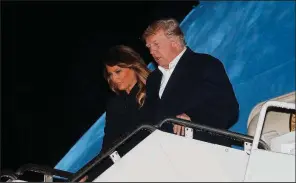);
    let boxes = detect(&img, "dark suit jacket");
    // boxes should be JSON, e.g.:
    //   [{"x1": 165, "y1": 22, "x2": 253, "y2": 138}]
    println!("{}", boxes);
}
[{"x1": 142, "y1": 47, "x2": 239, "y2": 146}]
